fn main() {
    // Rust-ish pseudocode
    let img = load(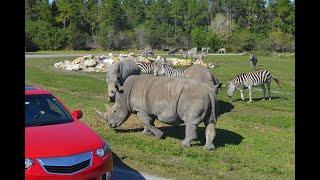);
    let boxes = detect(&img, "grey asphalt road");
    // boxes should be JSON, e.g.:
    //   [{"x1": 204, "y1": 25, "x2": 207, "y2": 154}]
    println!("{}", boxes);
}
[{"x1": 111, "y1": 153, "x2": 171, "y2": 180}]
